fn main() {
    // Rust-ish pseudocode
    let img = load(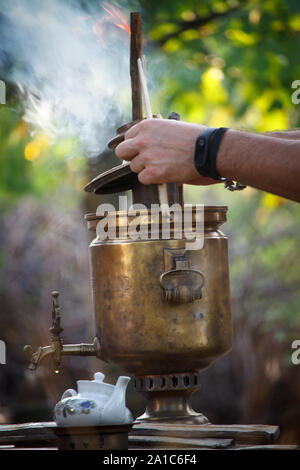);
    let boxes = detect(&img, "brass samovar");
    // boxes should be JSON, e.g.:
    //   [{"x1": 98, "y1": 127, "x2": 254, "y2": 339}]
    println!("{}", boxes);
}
[
  {"x1": 24, "y1": 154, "x2": 232, "y2": 426},
  {"x1": 84, "y1": 158, "x2": 232, "y2": 425}
]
